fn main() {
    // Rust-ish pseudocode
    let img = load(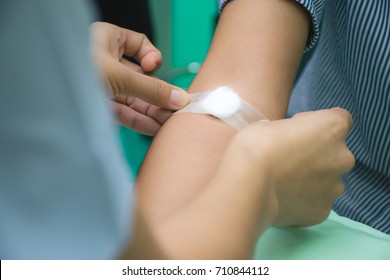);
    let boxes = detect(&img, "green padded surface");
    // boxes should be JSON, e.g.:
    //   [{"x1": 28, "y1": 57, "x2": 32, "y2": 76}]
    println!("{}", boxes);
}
[{"x1": 254, "y1": 211, "x2": 390, "y2": 260}]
